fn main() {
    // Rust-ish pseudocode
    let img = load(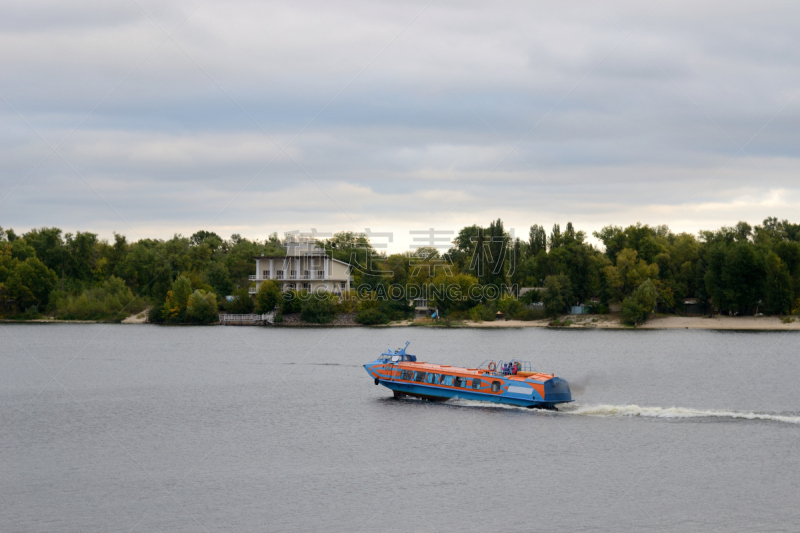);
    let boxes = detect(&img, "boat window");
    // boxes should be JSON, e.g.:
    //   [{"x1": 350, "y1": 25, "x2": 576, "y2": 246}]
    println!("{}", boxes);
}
[
  {"x1": 401, "y1": 370, "x2": 414, "y2": 380},
  {"x1": 472, "y1": 379, "x2": 482, "y2": 389},
  {"x1": 426, "y1": 373, "x2": 438, "y2": 384},
  {"x1": 442, "y1": 375, "x2": 454, "y2": 386},
  {"x1": 453, "y1": 376, "x2": 465, "y2": 387},
  {"x1": 414, "y1": 371, "x2": 426, "y2": 382},
  {"x1": 491, "y1": 381, "x2": 501, "y2": 392}
]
